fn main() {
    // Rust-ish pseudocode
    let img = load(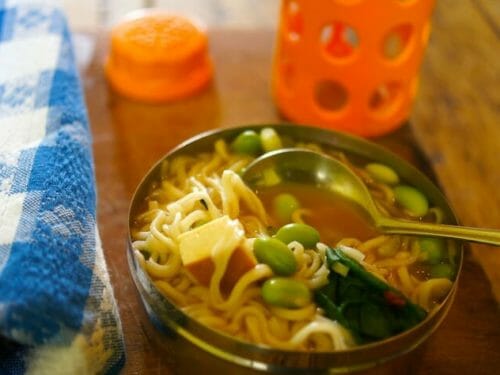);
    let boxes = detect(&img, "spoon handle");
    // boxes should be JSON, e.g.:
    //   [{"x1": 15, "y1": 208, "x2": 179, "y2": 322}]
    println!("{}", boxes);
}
[{"x1": 378, "y1": 218, "x2": 500, "y2": 246}]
